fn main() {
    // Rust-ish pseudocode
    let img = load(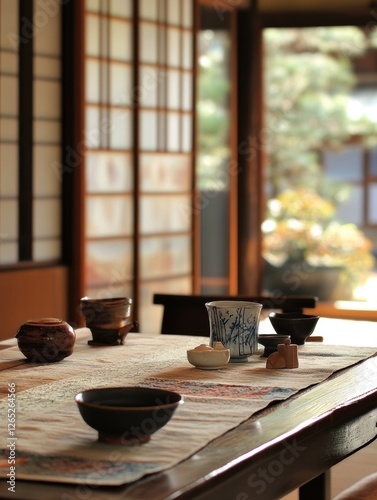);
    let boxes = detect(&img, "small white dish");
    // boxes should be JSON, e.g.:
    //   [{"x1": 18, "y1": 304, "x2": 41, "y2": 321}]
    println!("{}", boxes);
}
[{"x1": 187, "y1": 342, "x2": 230, "y2": 370}]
